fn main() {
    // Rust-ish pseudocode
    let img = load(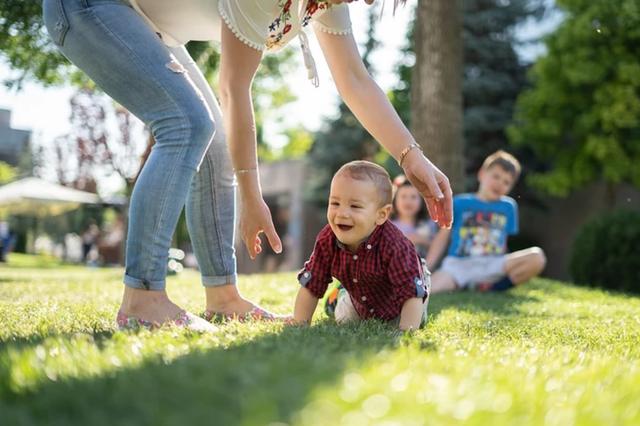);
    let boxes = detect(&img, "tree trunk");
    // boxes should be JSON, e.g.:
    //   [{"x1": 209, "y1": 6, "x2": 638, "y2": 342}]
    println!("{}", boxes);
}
[{"x1": 412, "y1": 0, "x2": 465, "y2": 192}]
